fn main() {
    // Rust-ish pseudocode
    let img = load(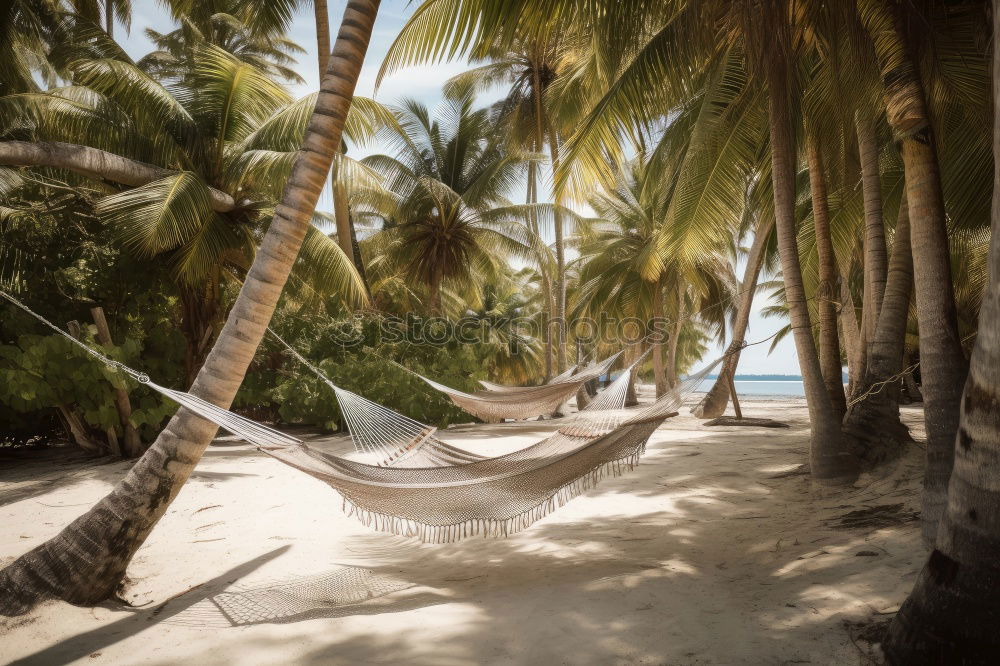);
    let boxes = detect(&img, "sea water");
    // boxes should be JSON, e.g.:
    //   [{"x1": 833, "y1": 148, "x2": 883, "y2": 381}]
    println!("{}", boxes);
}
[{"x1": 693, "y1": 378, "x2": 805, "y2": 398}]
